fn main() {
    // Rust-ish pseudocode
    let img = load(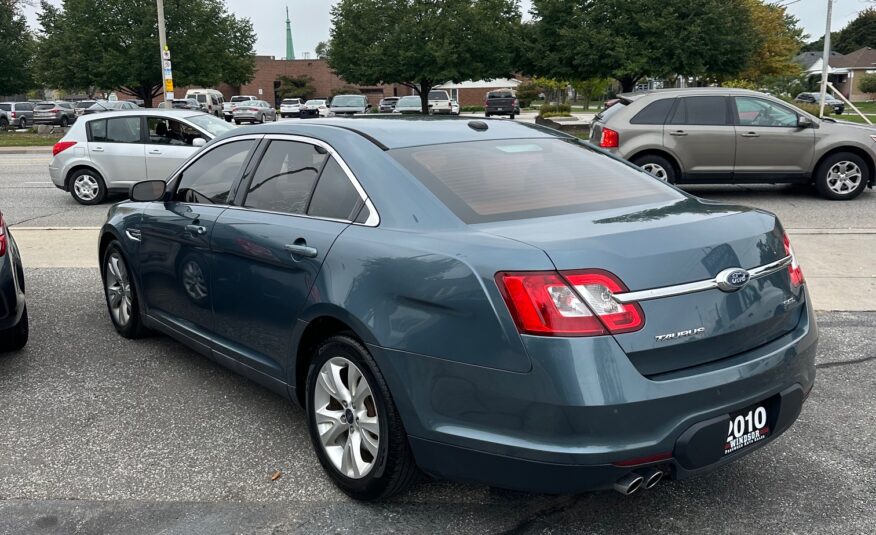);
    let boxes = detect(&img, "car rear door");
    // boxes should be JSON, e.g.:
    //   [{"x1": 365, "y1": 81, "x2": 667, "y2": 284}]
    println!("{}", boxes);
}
[
  {"x1": 209, "y1": 136, "x2": 365, "y2": 380},
  {"x1": 144, "y1": 117, "x2": 204, "y2": 181},
  {"x1": 663, "y1": 96, "x2": 735, "y2": 180},
  {"x1": 731, "y1": 96, "x2": 815, "y2": 179},
  {"x1": 87, "y1": 116, "x2": 147, "y2": 187}
]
